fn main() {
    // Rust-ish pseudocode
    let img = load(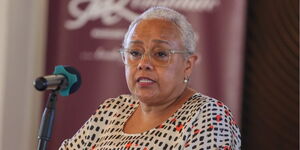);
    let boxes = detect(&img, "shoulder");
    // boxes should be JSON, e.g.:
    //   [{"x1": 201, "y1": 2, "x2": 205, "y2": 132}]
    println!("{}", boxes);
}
[
  {"x1": 187, "y1": 93, "x2": 238, "y2": 128},
  {"x1": 181, "y1": 93, "x2": 240, "y2": 132},
  {"x1": 186, "y1": 93, "x2": 235, "y2": 118},
  {"x1": 92, "y1": 94, "x2": 137, "y2": 117},
  {"x1": 59, "y1": 94, "x2": 137, "y2": 150},
  {"x1": 96, "y1": 94, "x2": 134, "y2": 110},
  {"x1": 183, "y1": 93, "x2": 241, "y2": 149}
]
